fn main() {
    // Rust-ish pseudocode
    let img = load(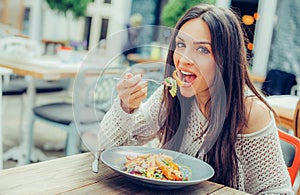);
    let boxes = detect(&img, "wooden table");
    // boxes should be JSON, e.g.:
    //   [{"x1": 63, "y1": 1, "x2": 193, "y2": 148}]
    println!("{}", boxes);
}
[
  {"x1": 127, "y1": 53, "x2": 165, "y2": 64},
  {"x1": 249, "y1": 74, "x2": 265, "y2": 83},
  {"x1": 0, "y1": 55, "x2": 80, "y2": 80},
  {"x1": 0, "y1": 152, "x2": 249, "y2": 194},
  {"x1": 266, "y1": 95, "x2": 299, "y2": 134},
  {"x1": 0, "y1": 55, "x2": 82, "y2": 165}
]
